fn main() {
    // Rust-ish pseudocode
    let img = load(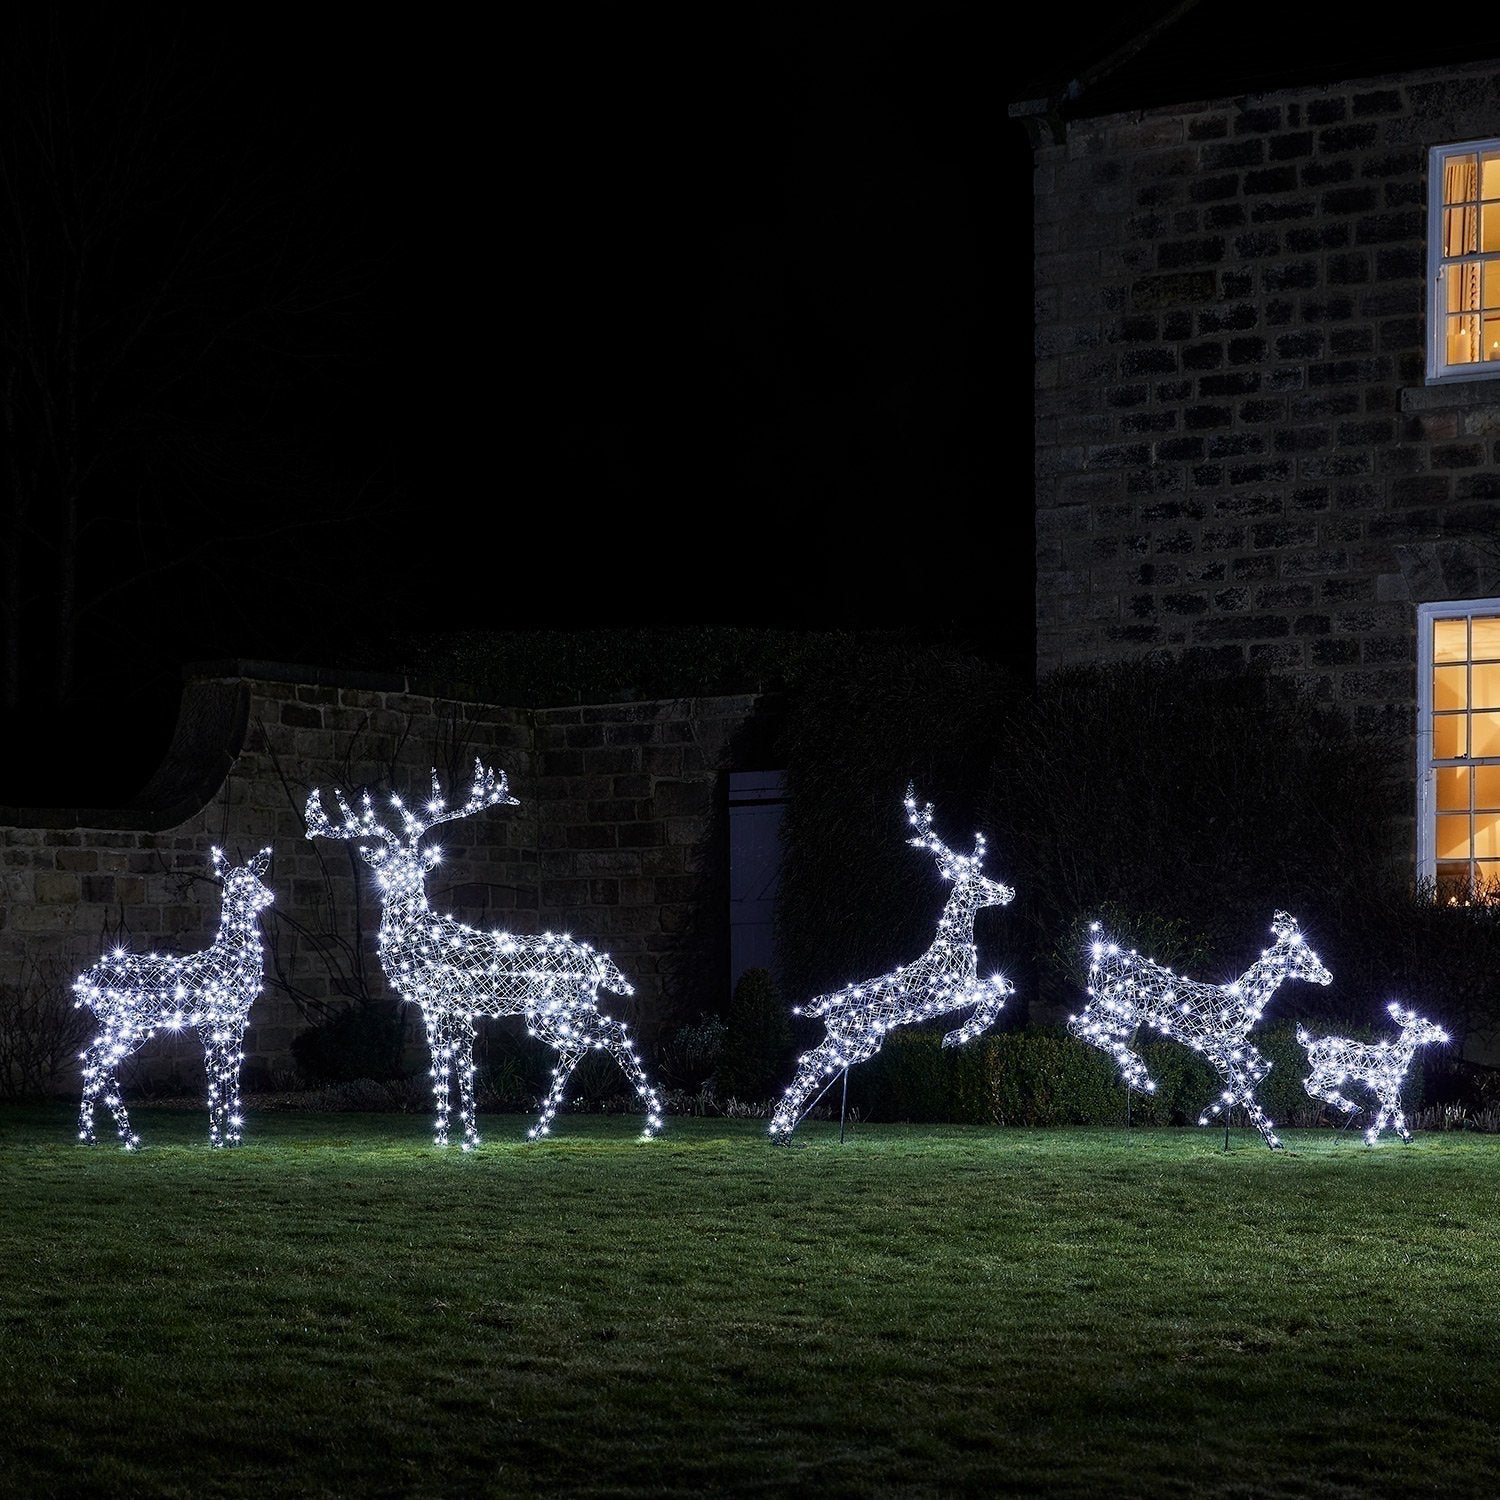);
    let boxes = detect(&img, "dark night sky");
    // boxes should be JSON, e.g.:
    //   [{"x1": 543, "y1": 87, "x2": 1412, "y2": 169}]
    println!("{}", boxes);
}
[{"x1": 3, "y1": 2, "x2": 1040, "y2": 804}]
